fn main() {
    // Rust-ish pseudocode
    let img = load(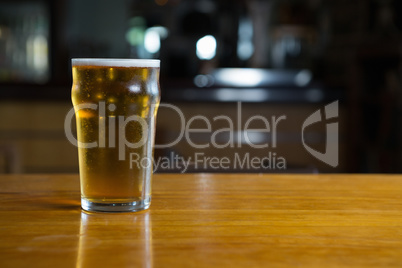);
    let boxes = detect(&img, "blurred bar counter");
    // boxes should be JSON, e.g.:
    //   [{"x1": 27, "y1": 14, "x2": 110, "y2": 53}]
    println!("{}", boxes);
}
[
  {"x1": 0, "y1": 69, "x2": 343, "y2": 103},
  {"x1": 163, "y1": 86, "x2": 342, "y2": 103},
  {"x1": 0, "y1": 69, "x2": 346, "y2": 174},
  {"x1": 0, "y1": 83, "x2": 343, "y2": 104},
  {"x1": 162, "y1": 68, "x2": 343, "y2": 104}
]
